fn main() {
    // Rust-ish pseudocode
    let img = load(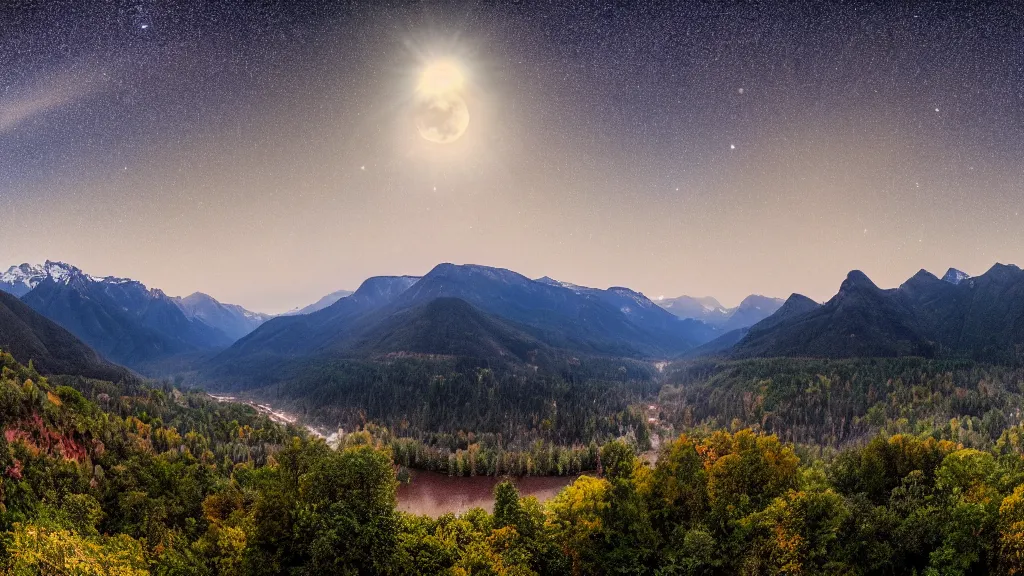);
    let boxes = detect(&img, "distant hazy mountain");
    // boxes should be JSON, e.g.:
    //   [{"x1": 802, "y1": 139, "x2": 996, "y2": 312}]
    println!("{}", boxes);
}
[
  {"x1": 743, "y1": 293, "x2": 821, "y2": 338},
  {"x1": 284, "y1": 289, "x2": 355, "y2": 316},
  {"x1": 721, "y1": 295, "x2": 787, "y2": 331},
  {"x1": 534, "y1": 275, "x2": 716, "y2": 347},
  {"x1": 12, "y1": 261, "x2": 233, "y2": 369},
  {"x1": 0, "y1": 289, "x2": 130, "y2": 381},
  {"x1": 730, "y1": 264, "x2": 1024, "y2": 362},
  {"x1": 657, "y1": 293, "x2": 784, "y2": 331},
  {"x1": 657, "y1": 295, "x2": 727, "y2": 322},
  {"x1": 173, "y1": 292, "x2": 272, "y2": 341},
  {"x1": 684, "y1": 293, "x2": 820, "y2": 359}
]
